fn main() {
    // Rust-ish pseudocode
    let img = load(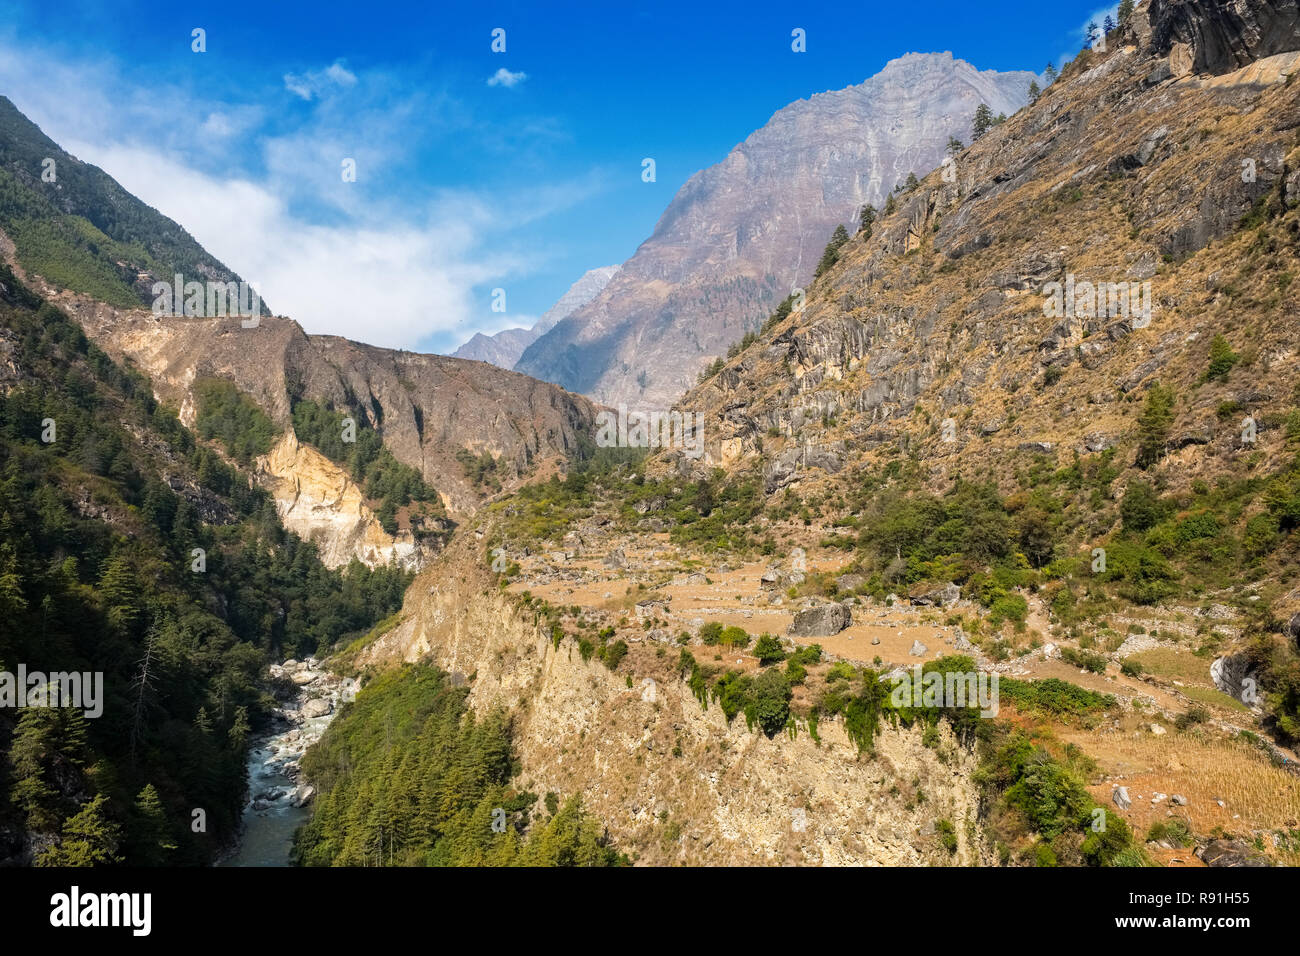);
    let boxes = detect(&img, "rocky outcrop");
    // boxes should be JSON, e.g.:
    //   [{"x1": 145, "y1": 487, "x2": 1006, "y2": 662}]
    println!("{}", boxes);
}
[
  {"x1": 257, "y1": 431, "x2": 424, "y2": 570},
  {"x1": 353, "y1": 535, "x2": 987, "y2": 866},
  {"x1": 516, "y1": 53, "x2": 1034, "y2": 408},
  {"x1": 1197, "y1": 837, "x2": 1272, "y2": 866},
  {"x1": 1148, "y1": 0, "x2": 1300, "y2": 75}
]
